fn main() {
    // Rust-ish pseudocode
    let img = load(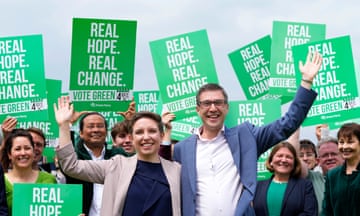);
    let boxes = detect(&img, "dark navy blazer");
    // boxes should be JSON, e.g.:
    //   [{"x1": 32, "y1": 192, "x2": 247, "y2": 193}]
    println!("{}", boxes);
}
[
  {"x1": 253, "y1": 176, "x2": 318, "y2": 216},
  {"x1": 0, "y1": 165, "x2": 8, "y2": 215}
]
